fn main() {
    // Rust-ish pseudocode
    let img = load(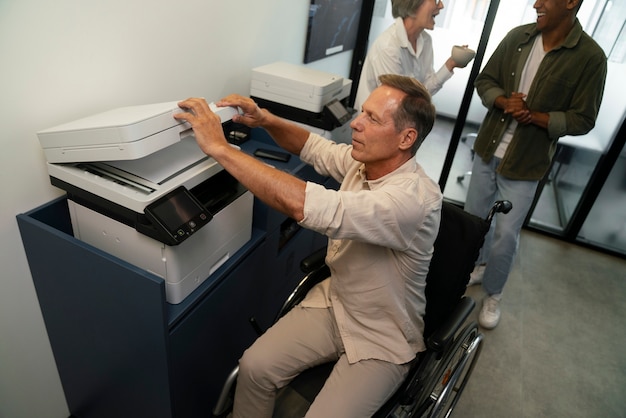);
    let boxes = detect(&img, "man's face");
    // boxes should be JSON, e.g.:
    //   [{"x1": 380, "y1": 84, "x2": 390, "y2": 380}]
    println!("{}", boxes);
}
[
  {"x1": 350, "y1": 86, "x2": 408, "y2": 165},
  {"x1": 534, "y1": 0, "x2": 576, "y2": 32}
]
